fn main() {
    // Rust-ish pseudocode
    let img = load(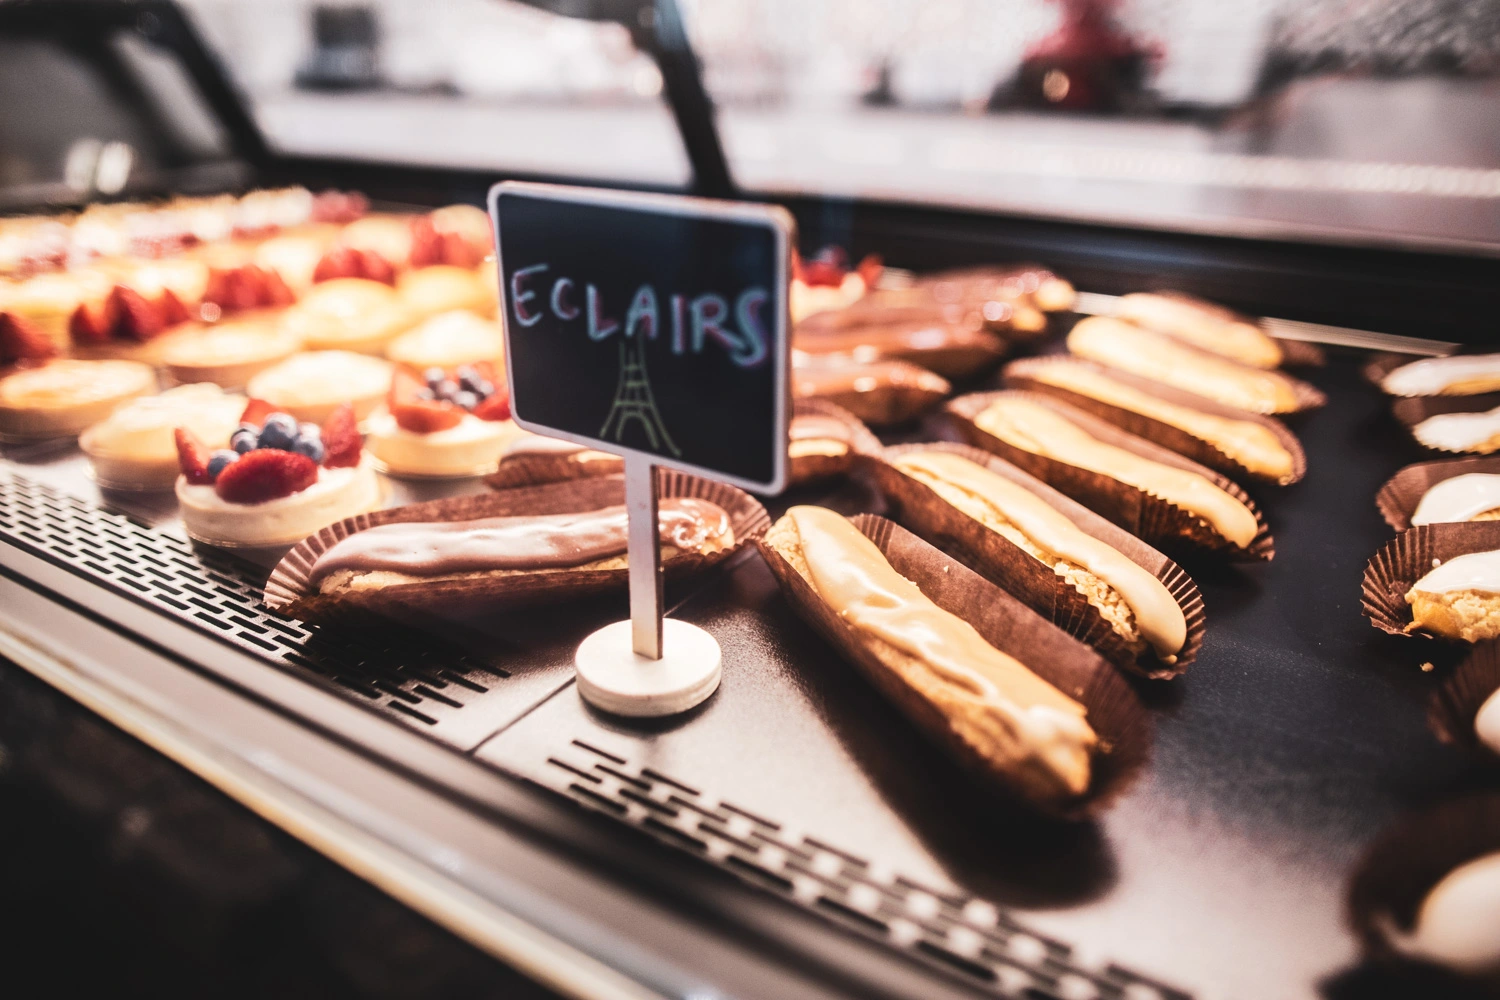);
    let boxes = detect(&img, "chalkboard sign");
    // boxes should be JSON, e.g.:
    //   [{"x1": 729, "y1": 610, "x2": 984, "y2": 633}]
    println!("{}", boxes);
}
[{"x1": 488, "y1": 181, "x2": 793, "y2": 493}]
